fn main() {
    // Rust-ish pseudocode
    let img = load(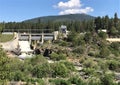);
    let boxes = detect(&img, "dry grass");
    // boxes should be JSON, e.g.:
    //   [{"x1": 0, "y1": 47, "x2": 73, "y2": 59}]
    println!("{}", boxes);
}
[{"x1": 0, "y1": 34, "x2": 14, "y2": 42}]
